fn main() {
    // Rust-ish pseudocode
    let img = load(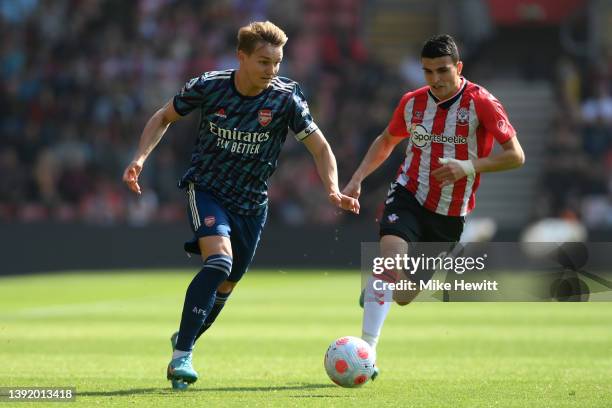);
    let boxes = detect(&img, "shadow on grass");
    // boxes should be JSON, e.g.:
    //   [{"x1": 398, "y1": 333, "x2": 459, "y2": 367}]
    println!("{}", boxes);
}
[{"x1": 78, "y1": 383, "x2": 337, "y2": 397}]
